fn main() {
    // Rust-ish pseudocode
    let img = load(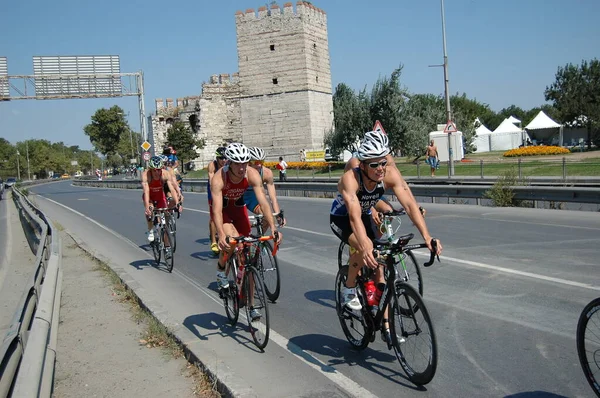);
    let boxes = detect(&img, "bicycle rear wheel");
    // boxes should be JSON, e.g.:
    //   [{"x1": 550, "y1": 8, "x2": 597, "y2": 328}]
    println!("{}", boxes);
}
[
  {"x1": 163, "y1": 224, "x2": 174, "y2": 273},
  {"x1": 338, "y1": 241, "x2": 350, "y2": 269},
  {"x1": 259, "y1": 241, "x2": 281, "y2": 302},
  {"x1": 335, "y1": 266, "x2": 371, "y2": 350},
  {"x1": 244, "y1": 266, "x2": 270, "y2": 350},
  {"x1": 391, "y1": 282, "x2": 437, "y2": 386},
  {"x1": 577, "y1": 297, "x2": 600, "y2": 397},
  {"x1": 222, "y1": 257, "x2": 240, "y2": 325}
]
